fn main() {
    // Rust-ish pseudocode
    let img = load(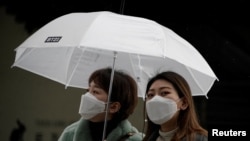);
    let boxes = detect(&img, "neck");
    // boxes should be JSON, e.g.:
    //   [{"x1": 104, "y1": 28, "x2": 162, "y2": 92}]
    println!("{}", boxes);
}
[
  {"x1": 160, "y1": 121, "x2": 178, "y2": 132},
  {"x1": 160, "y1": 114, "x2": 179, "y2": 132},
  {"x1": 89, "y1": 120, "x2": 118, "y2": 140}
]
